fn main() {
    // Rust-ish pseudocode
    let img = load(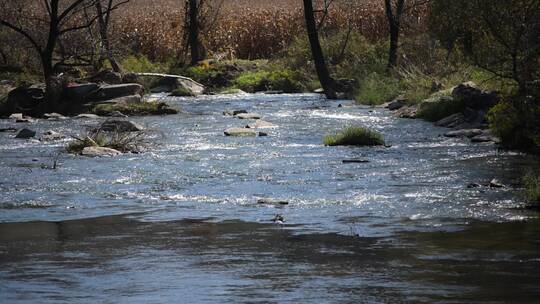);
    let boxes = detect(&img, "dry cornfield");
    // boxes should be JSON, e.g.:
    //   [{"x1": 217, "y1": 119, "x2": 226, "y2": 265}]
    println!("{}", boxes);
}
[
  {"x1": 0, "y1": 0, "x2": 428, "y2": 70},
  {"x1": 111, "y1": 0, "x2": 427, "y2": 61}
]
